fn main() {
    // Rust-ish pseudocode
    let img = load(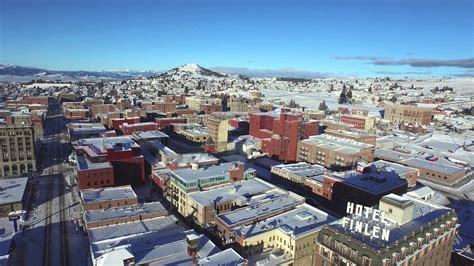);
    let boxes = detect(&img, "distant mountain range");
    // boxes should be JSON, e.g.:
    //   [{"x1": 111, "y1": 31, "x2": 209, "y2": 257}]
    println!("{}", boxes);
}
[
  {"x1": 0, "y1": 64, "x2": 162, "y2": 82},
  {"x1": 0, "y1": 63, "x2": 322, "y2": 82}
]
